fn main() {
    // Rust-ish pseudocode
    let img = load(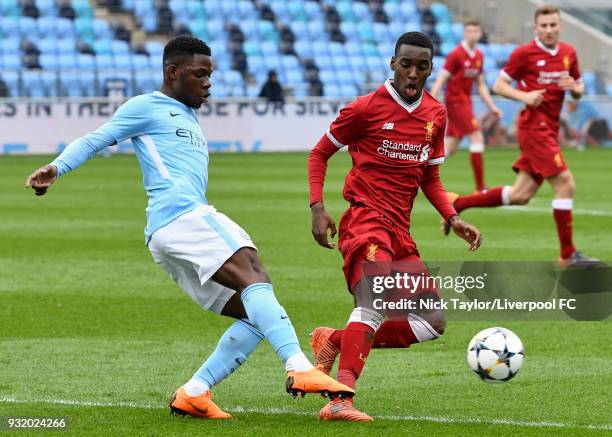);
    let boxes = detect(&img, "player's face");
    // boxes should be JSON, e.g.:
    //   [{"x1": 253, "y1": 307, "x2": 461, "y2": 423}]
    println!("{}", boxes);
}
[
  {"x1": 535, "y1": 13, "x2": 562, "y2": 48},
  {"x1": 463, "y1": 25, "x2": 482, "y2": 46},
  {"x1": 390, "y1": 44, "x2": 432, "y2": 103},
  {"x1": 171, "y1": 54, "x2": 213, "y2": 108}
]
